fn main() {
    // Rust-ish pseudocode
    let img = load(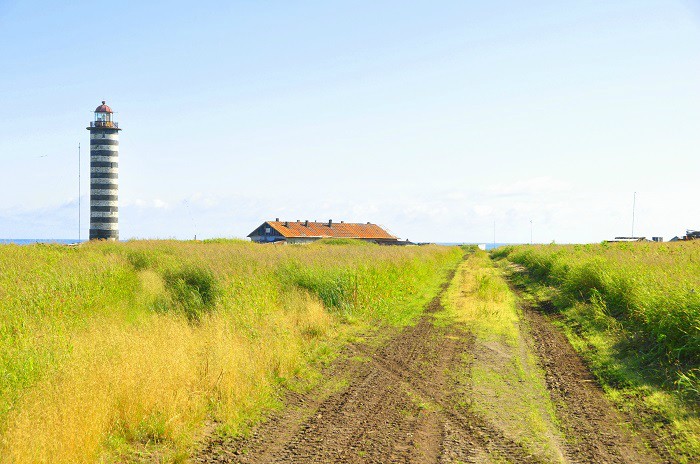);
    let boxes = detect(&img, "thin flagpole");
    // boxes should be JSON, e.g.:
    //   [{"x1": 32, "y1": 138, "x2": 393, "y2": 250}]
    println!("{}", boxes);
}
[
  {"x1": 493, "y1": 220, "x2": 496, "y2": 249},
  {"x1": 78, "y1": 143, "x2": 81, "y2": 242},
  {"x1": 632, "y1": 192, "x2": 636, "y2": 237}
]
